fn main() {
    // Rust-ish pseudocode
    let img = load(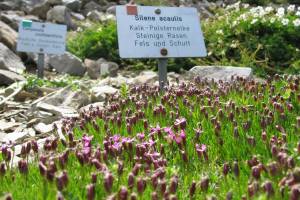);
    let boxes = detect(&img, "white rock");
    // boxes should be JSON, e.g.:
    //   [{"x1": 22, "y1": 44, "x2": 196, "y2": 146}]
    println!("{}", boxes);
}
[
  {"x1": 188, "y1": 66, "x2": 253, "y2": 81},
  {"x1": 100, "y1": 61, "x2": 119, "y2": 77},
  {"x1": 87, "y1": 10, "x2": 103, "y2": 21},
  {"x1": 34, "y1": 123, "x2": 54, "y2": 134},
  {"x1": 0, "y1": 43, "x2": 26, "y2": 74},
  {"x1": 0, "y1": 69, "x2": 25, "y2": 86},
  {"x1": 0, "y1": 21, "x2": 17, "y2": 50},
  {"x1": 132, "y1": 70, "x2": 158, "y2": 85},
  {"x1": 2, "y1": 128, "x2": 35, "y2": 143},
  {"x1": 46, "y1": 5, "x2": 75, "y2": 29},
  {"x1": 91, "y1": 85, "x2": 118, "y2": 102},
  {"x1": 79, "y1": 102, "x2": 104, "y2": 113},
  {"x1": 49, "y1": 52, "x2": 86, "y2": 76},
  {"x1": 63, "y1": 0, "x2": 81, "y2": 12},
  {"x1": 36, "y1": 102, "x2": 79, "y2": 118}
]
